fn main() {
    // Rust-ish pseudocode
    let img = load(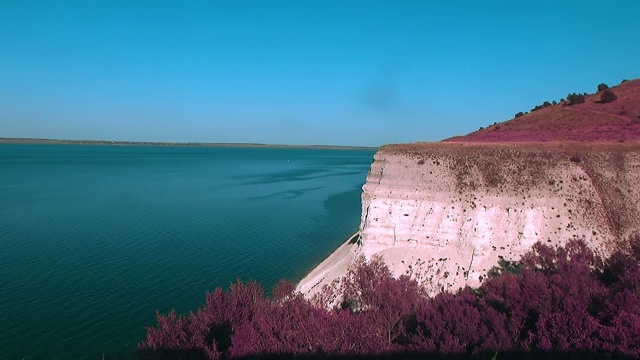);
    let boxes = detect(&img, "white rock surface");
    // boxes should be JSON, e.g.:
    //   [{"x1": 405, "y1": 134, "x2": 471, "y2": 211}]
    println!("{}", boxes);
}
[{"x1": 298, "y1": 142, "x2": 640, "y2": 298}]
